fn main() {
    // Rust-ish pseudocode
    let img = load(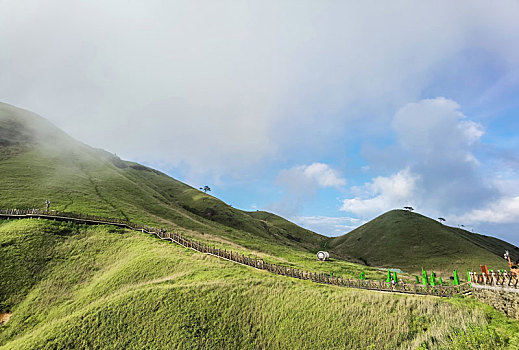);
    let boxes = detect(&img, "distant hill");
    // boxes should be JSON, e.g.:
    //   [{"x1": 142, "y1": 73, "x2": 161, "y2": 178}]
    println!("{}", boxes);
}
[
  {"x1": 2, "y1": 101, "x2": 517, "y2": 276},
  {"x1": 0, "y1": 102, "x2": 326, "y2": 254},
  {"x1": 328, "y1": 209, "x2": 519, "y2": 274}
]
